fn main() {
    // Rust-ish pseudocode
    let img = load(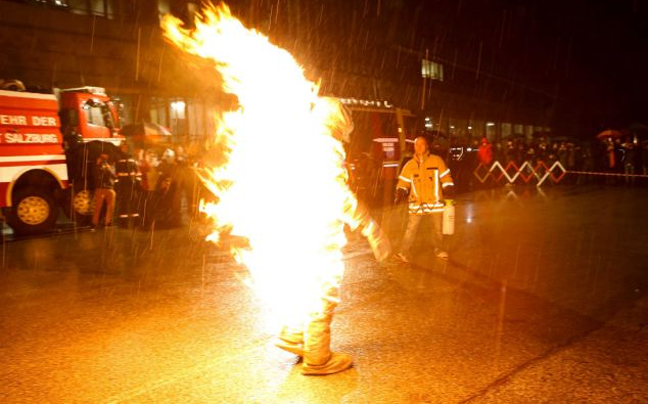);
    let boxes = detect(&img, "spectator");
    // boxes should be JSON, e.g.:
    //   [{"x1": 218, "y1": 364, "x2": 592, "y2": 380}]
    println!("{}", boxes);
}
[
  {"x1": 92, "y1": 153, "x2": 116, "y2": 228},
  {"x1": 641, "y1": 141, "x2": 648, "y2": 175},
  {"x1": 505, "y1": 140, "x2": 516, "y2": 164},
  {"x1": 622, "y1": 138, "x2": 636, "y2": 185},
  {"x1": 155, "y1": 148, "x2": 182, "y2": 227},
  {"x1": 492, "y1": 141, "x2": 504, "y2": 163},
  {"x1": 115, "y1": 142, "x2": 141, "y2": 227},
  {"x1": 537, "y1": 142, "x2": 548, "y2": 164},
  {"x1": 477, "y1": 137, "x2": 493, "y2": 166},
  {"x1": 139, "y1": 150, "x2": 160, "y2": 227}
]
